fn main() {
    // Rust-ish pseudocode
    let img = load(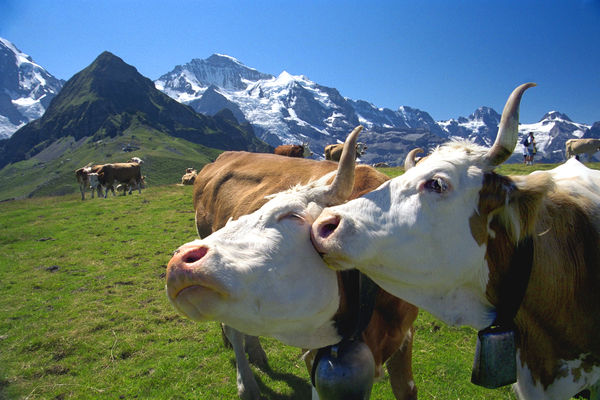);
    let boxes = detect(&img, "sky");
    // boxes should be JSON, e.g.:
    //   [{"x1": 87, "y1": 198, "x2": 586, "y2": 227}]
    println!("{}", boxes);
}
[{"x1": 1, "y1": 0, "x2": 599, "y2": 125}]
